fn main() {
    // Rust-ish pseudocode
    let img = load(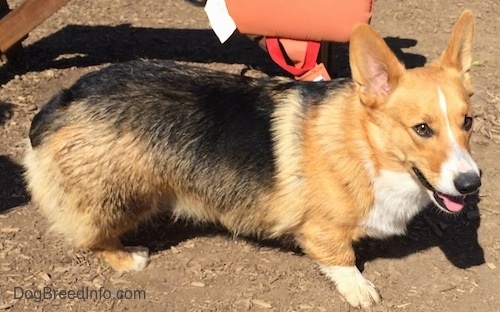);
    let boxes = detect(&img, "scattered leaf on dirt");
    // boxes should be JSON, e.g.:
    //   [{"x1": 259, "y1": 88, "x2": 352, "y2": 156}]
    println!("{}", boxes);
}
[
  {"x1": 251, "y1": 299, "x2": 272, "y2": 309},
  {"x1": 486, "y1": 263, "x2": 497, "y2": 270},
  {"x1": 190, "y1": 281, "x2": 206, "y2": 287}
]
